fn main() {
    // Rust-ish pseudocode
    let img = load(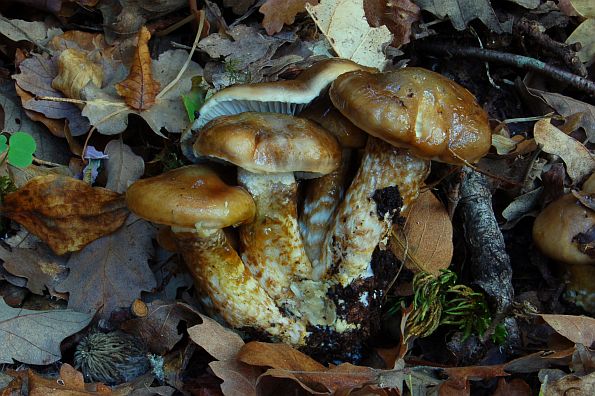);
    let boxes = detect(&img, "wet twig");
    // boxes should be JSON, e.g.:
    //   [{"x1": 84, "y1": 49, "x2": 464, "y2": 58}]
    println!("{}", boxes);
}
[{"x1": 415, "y1": 41, "x2": 595, "y2": 96}]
